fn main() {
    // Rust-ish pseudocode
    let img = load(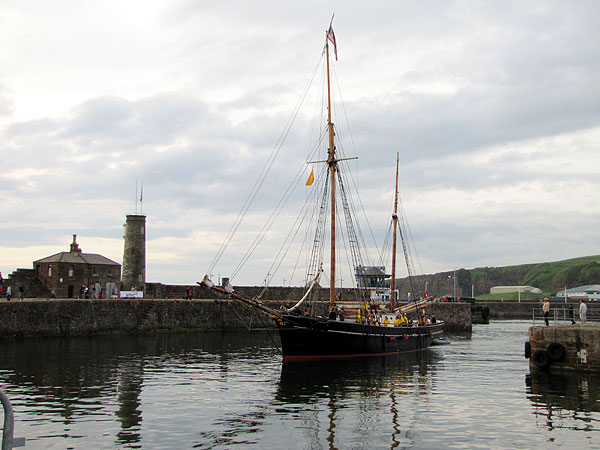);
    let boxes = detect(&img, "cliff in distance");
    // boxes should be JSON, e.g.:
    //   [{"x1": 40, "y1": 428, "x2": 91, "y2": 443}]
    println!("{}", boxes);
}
[{"x1": 394, "y1": 255, "x2": 600, "y2": 299}]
